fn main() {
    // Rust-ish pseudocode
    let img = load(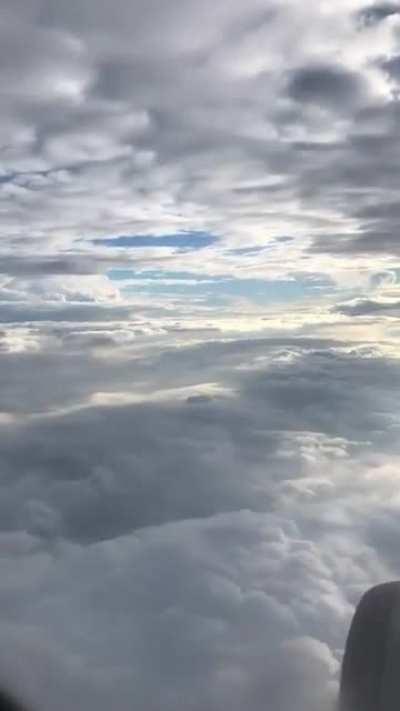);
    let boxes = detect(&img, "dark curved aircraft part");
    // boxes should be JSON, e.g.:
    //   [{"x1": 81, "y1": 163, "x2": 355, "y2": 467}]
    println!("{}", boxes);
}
[
  {"x1": 0, "y1": 690, "x2": 28, "y2": 711},
  {"x1": 339, "y1": 581, "x2": 400, "y2": 711}
]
